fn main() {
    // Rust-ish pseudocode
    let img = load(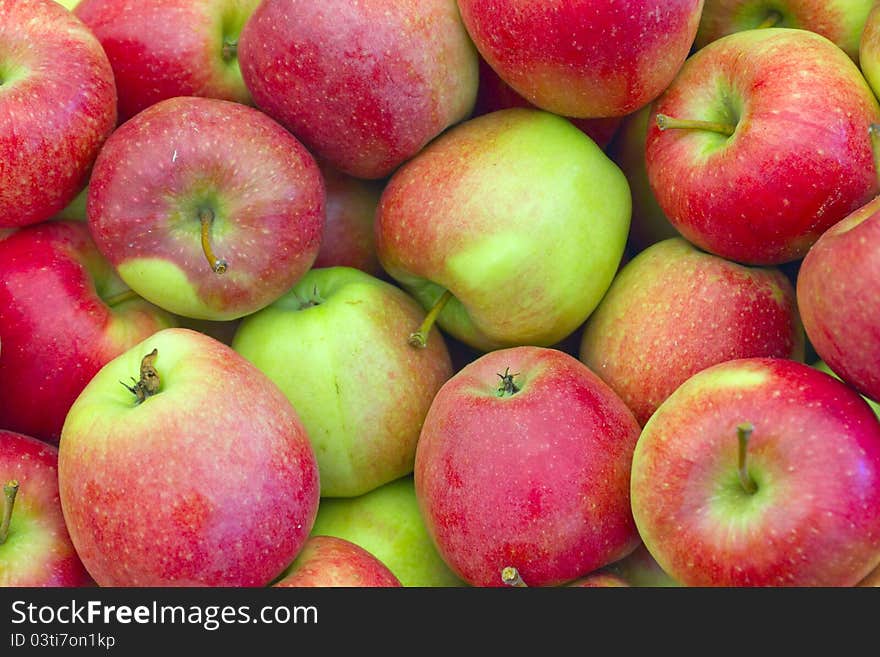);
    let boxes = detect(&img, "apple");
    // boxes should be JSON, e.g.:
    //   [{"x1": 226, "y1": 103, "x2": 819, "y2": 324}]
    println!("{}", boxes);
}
[
  {"x1": 0, "y1": 0, "x2": 116, "y2": 228},
  {"x1": 861, "y1": 3, "x2": 880, "y2": 98},
  {"x1": 859, "y1": 564, "x2": 880, "y2": 586},
  {"x1": 631, "y1": 358, "x2": 880, "y2": 586},
  {"x1": 813, "y1": 361, "x2": 880, "y2": 417},
  {"x1": 647, "y1": 28, "x2": 880, "y2": 265},
  {"x1": 52, "y1": 186, "x2": 89, "y2": 223},
  {"x1": 457, "y1": 0, "x2": 704, "y2": 118},
  {"x1": 499, "y1": 566, "x2": 629, "y2": 588},
  {"x1": 238, "y1": 0, "x2": 478, "y2": 180},
  {"x1": 605, "y1": 544, "x2": 681, "y2": 587},
  {"x1": 75, "y1": 0, "x2": 259, "y2": 122},
  {"x1": 273, "y1": 536, "x2": 402, "y2": 587},
  {"x1": 580, "y1": 237, "x2": 805, "y2": 426},
  {"x1": 232, "y1": 267, "x2": 453, "y2": 498},
  {"x1": 696, "y1": 0, "x2": 874, "y2": 62},
  {"x1": 310, "y1": 476, "x2": 464, "y2": 587},
  {"x1": 87, "y1": 96, "x2": 325, "y2": 321},
  {"x1": 313, "y1": 166, "x2": 384, "y2": 277},
  {"x1": 0, "y1": 430, "x2": 92, "y2": 587},
  {"x1": 415, "y1": 347, "x2": 641, "y2": 587},
  {"x1": 376, "y1": 108, "x2": 631, "y2": 352},
  {"x1": 54, "y1": 0, "x2": 81, "y2": 8},
  {"x1": 58, "y1": 328, "x2": 320, "y2": 586},
  {"x1": 0, "y1": 221, "x2": 174, "y2": 444}
]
